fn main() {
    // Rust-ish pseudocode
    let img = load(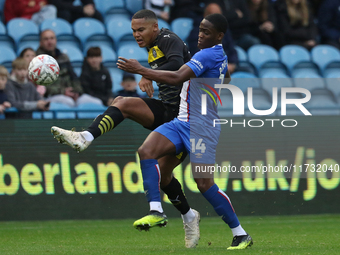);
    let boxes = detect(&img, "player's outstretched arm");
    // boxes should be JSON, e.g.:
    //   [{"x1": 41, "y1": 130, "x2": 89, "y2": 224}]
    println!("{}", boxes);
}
[{"x1": 117, "y1": 57, "x2": 196, "y2": 86}]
